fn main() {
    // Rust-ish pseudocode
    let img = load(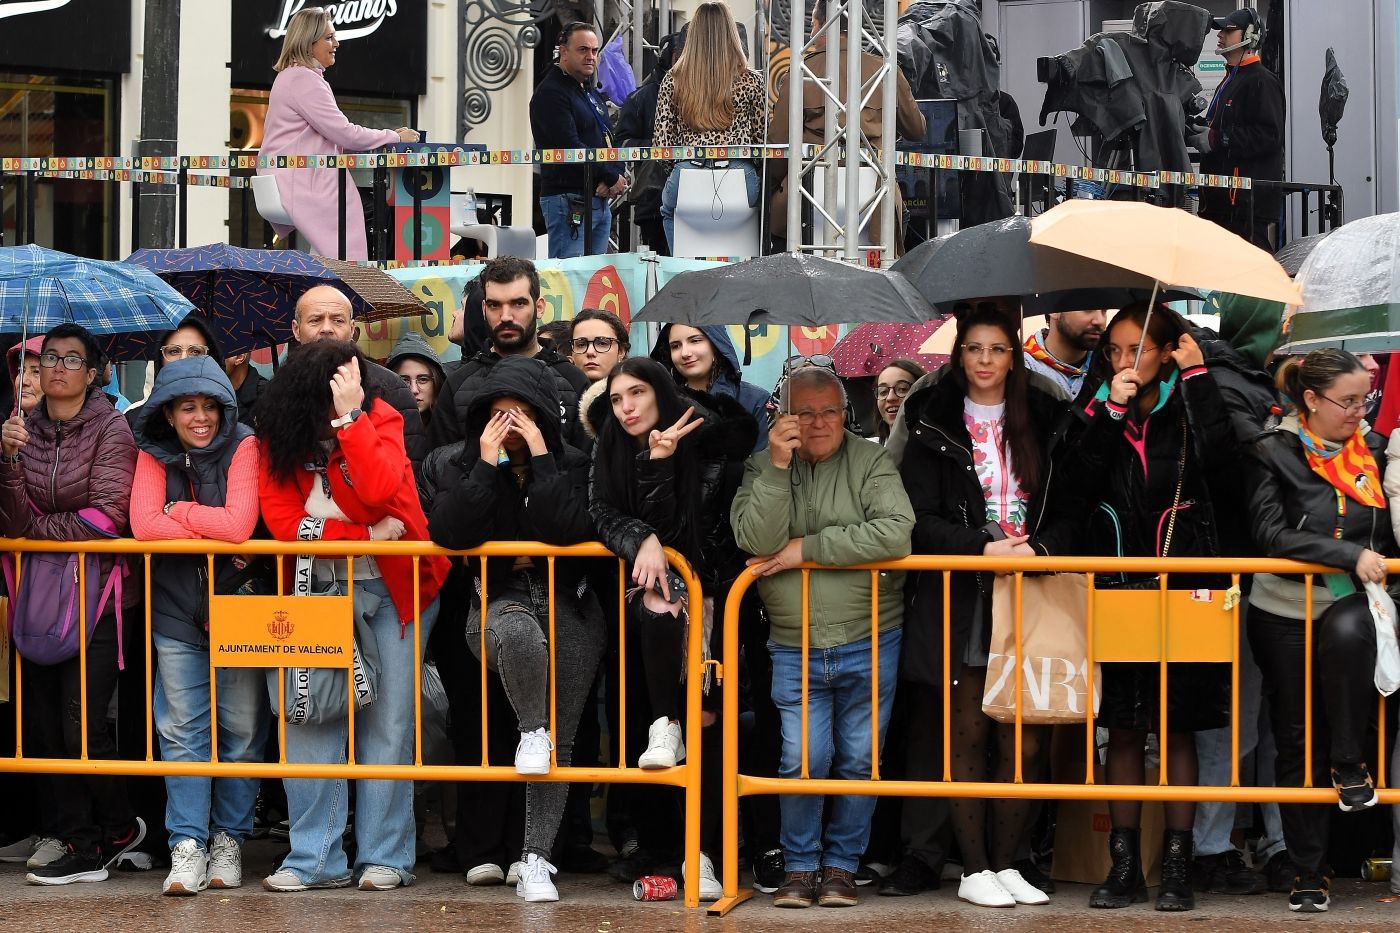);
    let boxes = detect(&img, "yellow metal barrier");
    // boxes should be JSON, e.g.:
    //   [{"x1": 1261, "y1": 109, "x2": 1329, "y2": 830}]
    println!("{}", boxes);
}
[
  {"x1": 712, "y1": 555, "x2": 1397, "y2": 916},
  {"x1": 0, "y1": 538, "x2": 707, "y2": 908}
]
